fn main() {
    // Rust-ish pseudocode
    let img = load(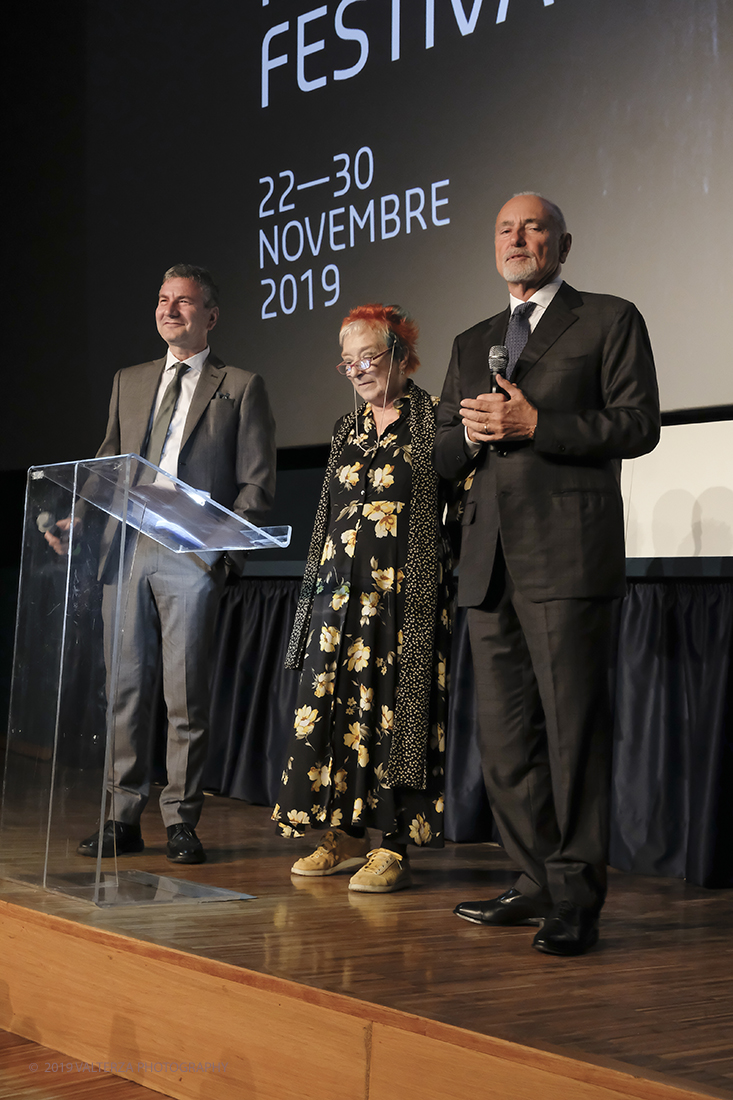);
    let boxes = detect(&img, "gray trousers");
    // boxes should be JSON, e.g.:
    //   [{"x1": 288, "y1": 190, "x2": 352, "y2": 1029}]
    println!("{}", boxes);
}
[
  {"x1": 102, "y1": 536, "x2": 224, "y2": 829},
  {"x1": 467, "y1": 562, "x2": 617, "y2": 913}
]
